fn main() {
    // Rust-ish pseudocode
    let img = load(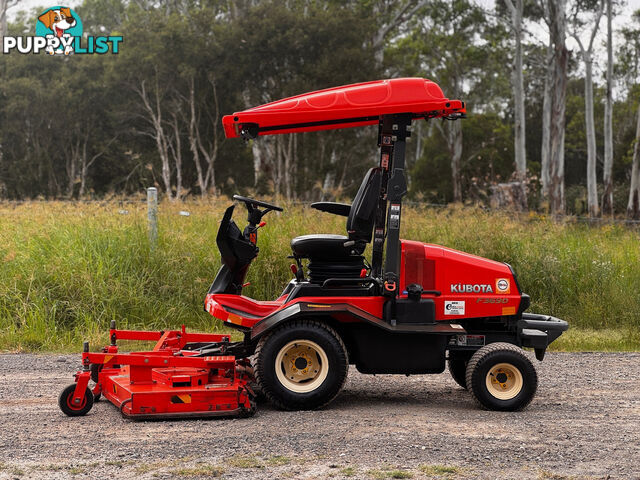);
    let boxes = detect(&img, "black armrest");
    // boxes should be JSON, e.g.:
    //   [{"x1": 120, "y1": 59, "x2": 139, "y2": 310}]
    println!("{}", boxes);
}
[{"x1": 310, "y1": 202, "x2": 351, "y2": 217}]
